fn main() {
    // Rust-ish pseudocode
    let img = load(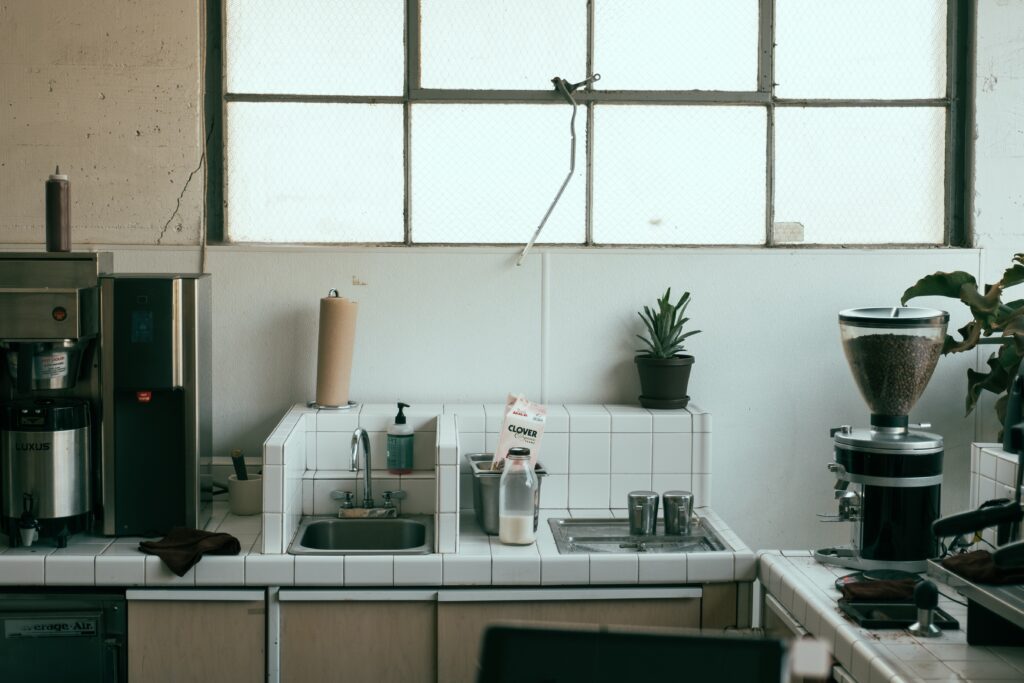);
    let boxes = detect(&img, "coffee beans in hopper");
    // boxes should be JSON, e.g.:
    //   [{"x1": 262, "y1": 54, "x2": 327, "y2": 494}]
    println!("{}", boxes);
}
[{"x1": 842, "y1": 334, "x2": 943, "y2": 416}]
